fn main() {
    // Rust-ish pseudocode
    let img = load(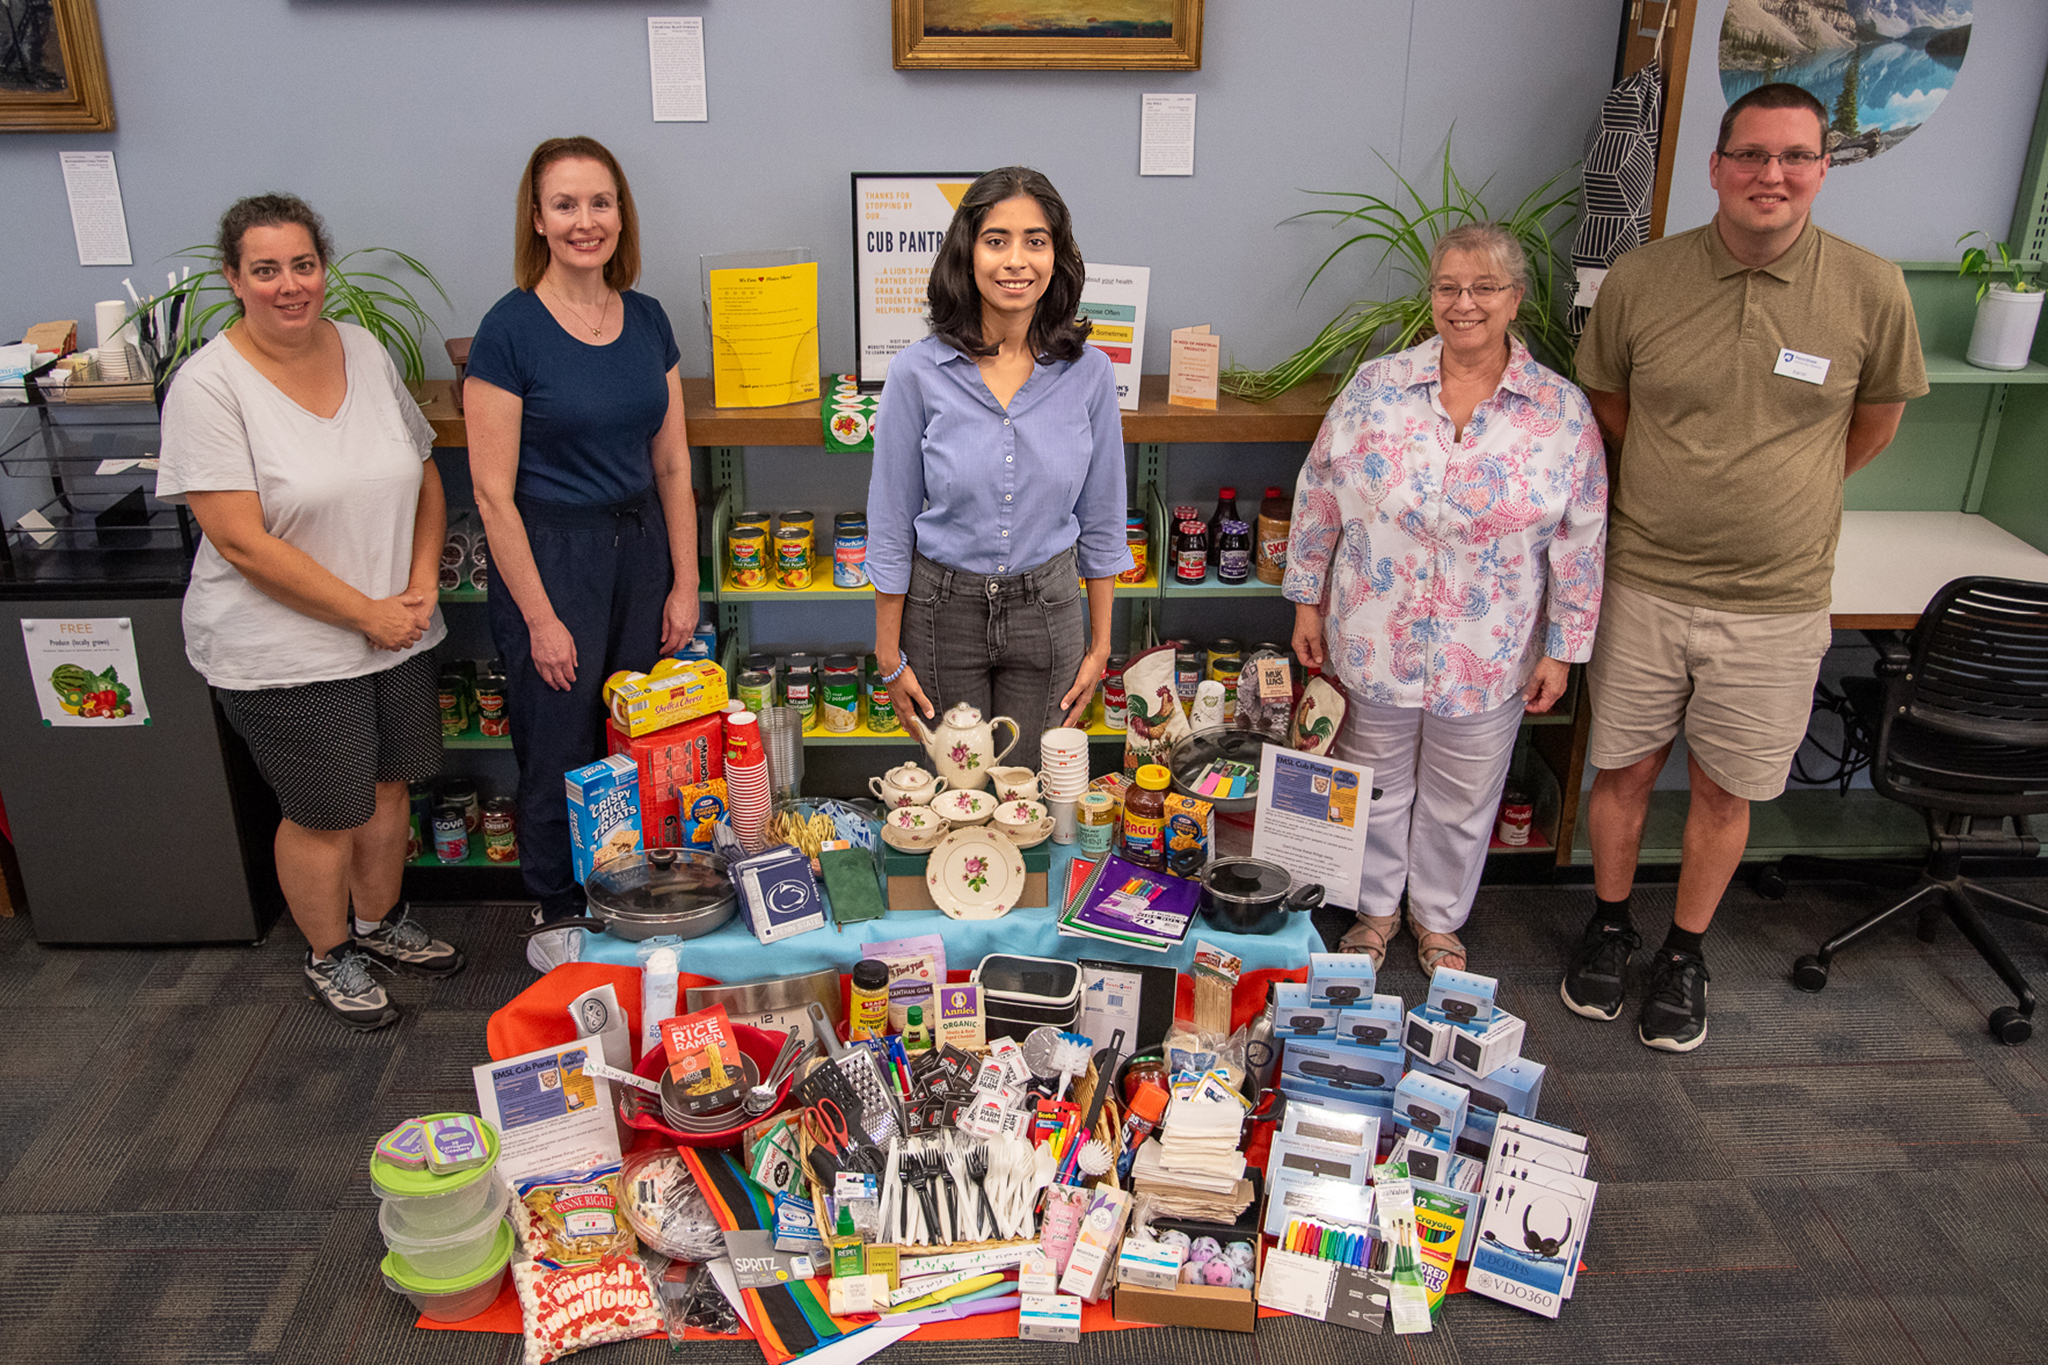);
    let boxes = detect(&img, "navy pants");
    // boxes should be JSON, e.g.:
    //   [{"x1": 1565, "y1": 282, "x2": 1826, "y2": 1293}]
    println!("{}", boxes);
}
[{"x1": 489, "y1": 488, "x2": 672, "y2": 920}]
